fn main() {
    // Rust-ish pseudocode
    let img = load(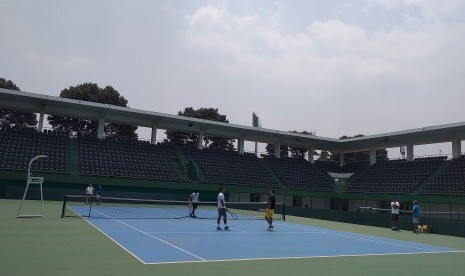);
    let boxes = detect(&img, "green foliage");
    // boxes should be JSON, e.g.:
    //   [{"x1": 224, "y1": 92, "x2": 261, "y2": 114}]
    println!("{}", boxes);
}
[
  {"x1": 264, "y1": 143, "x2": 290, "y2": 157},
  {"x1": 0, "y1": 78, "x2": 37, "y2": 129},
  {"x1": 289, "y1": 130, "x2": 315, "y2": 158},
  {"x1": 164, "y1": 107, "x2": 235, "y2": 150},
  {"x1": 265, "y1": 130, "x2": 316, "y2": 158},
  {"x1": 48, "y1": 83, "x2": 137, "y2": 138},
  {"x1": 318, "y1": 150, "x2": 331, "y2": 161}
]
